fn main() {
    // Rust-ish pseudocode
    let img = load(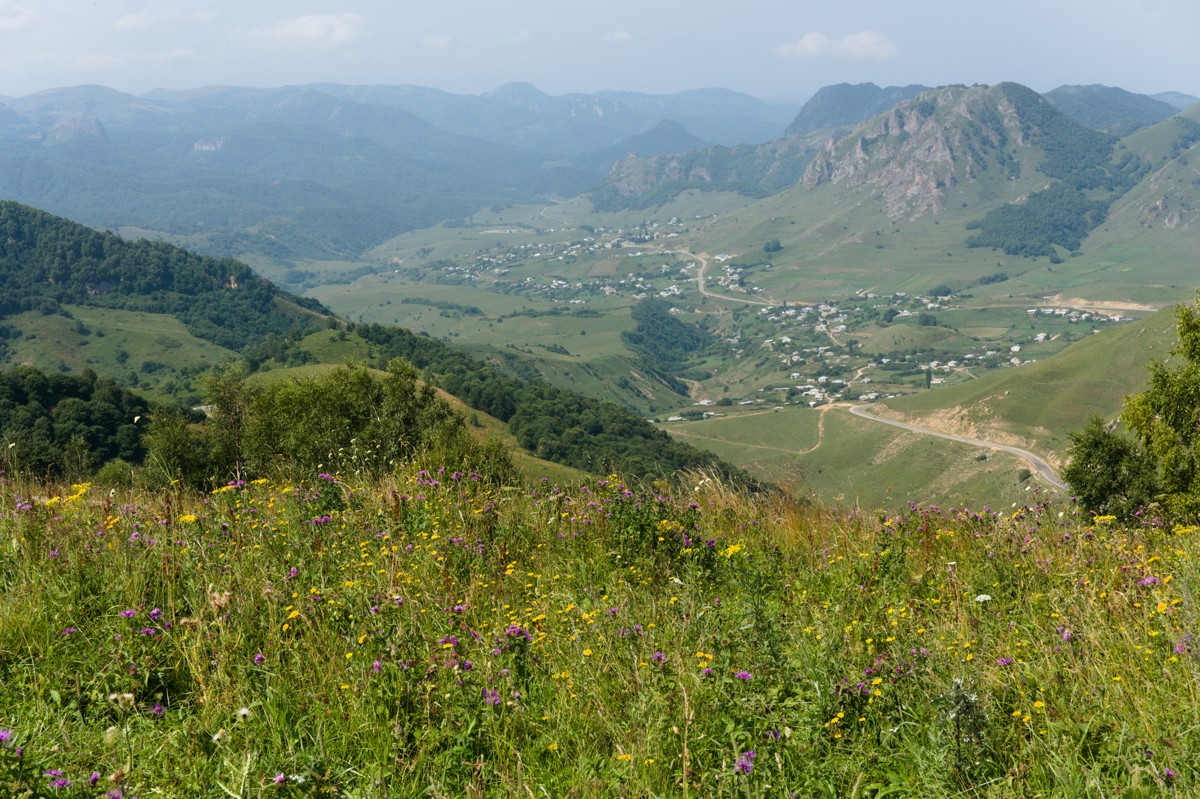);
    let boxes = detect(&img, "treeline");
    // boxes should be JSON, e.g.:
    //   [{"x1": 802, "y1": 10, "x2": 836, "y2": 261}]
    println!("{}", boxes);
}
[
  {"x1": 0, "y1": 365, "x2": 152, "y2": 479},
  {"x1": 621, "y1": 298, "x2": 713, "y2": 395},
  {"x1": 0, "y1": 202, "x2": 327, "y2": 352},
  {"x1": 354, "y1": 323, "x2": 745, "y2": 482}
]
